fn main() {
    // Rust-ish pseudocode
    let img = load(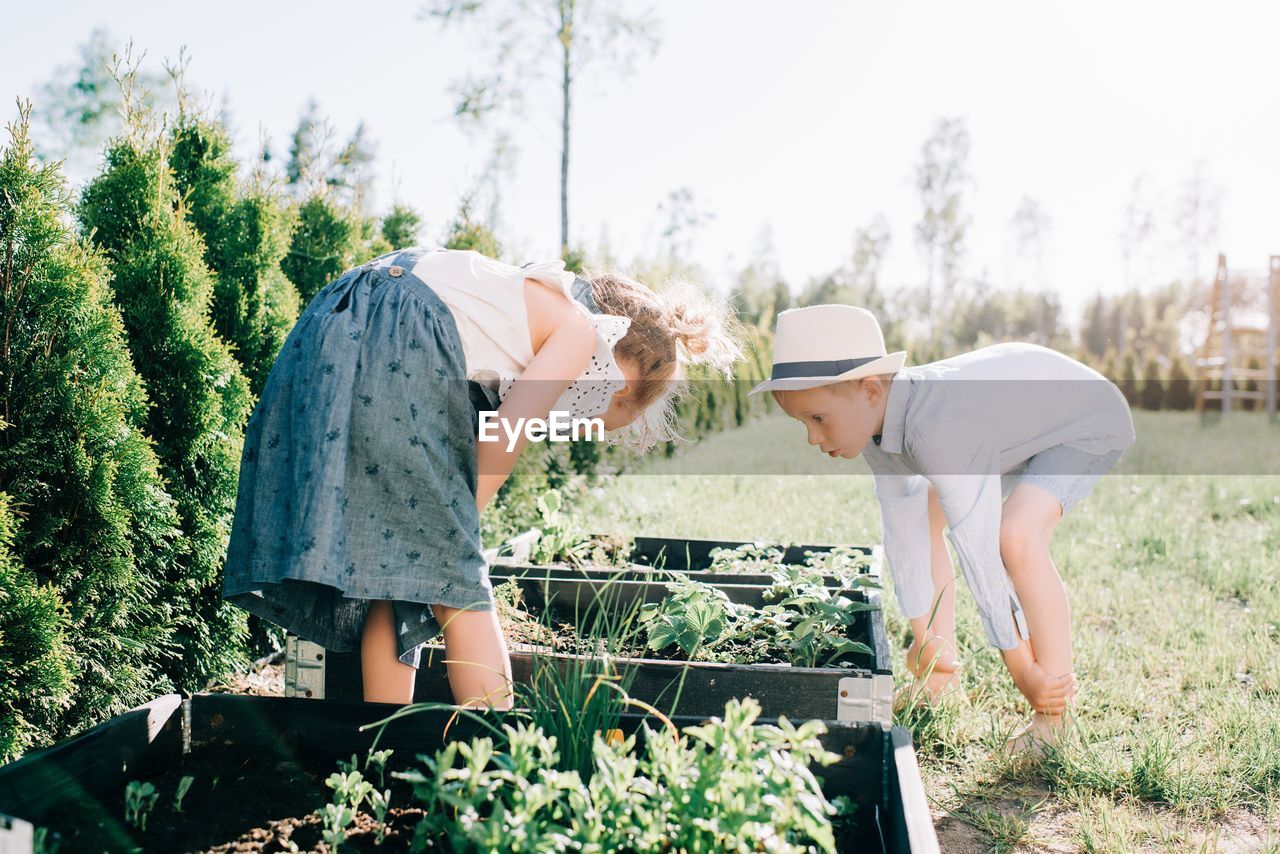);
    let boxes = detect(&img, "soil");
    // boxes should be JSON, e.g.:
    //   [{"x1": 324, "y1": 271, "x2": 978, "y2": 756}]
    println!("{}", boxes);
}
[
  {"x1": 205, "y1": 660, "x2": 286, "y2": 698},
  {"x1": 39, "y1": 742, "x2": 428, "y2": 852}
]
